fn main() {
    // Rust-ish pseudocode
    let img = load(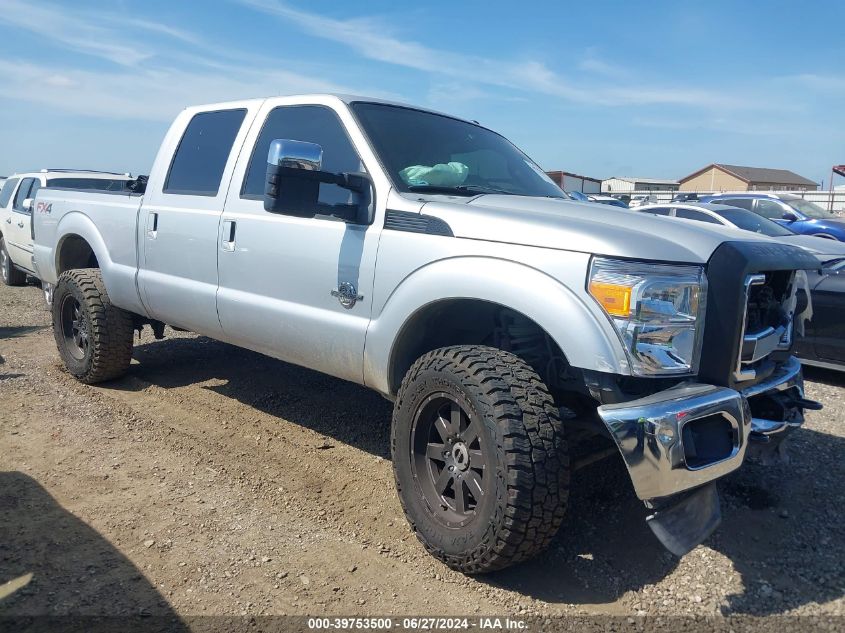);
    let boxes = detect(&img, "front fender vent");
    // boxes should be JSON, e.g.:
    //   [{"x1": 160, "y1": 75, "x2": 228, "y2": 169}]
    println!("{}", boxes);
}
[{"x1": 384, "y1": 210, "x2": 453, "y2": 237}]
